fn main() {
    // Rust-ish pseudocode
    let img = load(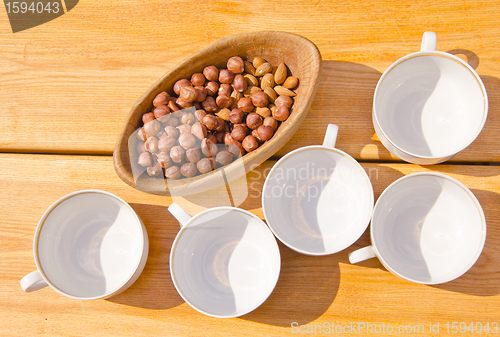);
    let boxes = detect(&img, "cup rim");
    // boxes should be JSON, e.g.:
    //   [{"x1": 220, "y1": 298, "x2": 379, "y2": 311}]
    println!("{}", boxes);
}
[
  {"x1": 373, "y1": 50, "x2": 489, "y2": 160},
  {"x1": 262, "y1": 145, "x2": 374, "y2": 256},
  {"x1": 169, "y1": 206, "x2": 281, "y2": 318},
  {"x1": 33, "y1": 189, "x2": 147, "y2": 300},
  {"x1": 370, "y1": 172, "x2": 487, "y2": 284}
]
